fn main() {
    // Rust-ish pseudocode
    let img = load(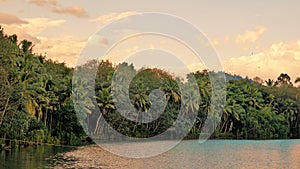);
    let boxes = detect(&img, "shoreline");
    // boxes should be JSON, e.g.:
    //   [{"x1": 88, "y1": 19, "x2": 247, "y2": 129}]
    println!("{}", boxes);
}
[{"x1": 0, "y1": 136, "x2": 297, "y2": 151}]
